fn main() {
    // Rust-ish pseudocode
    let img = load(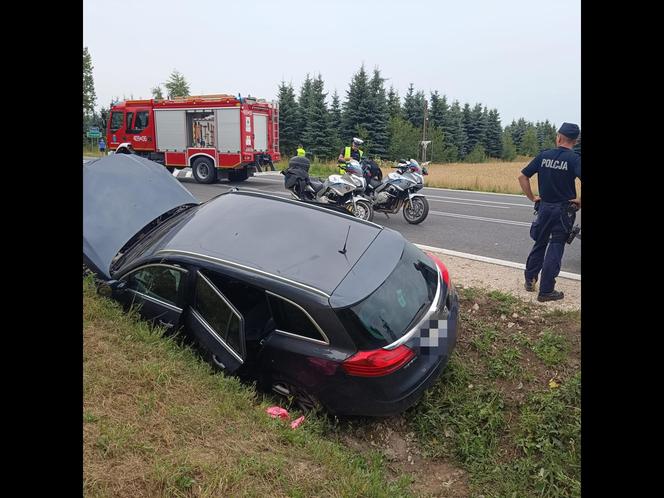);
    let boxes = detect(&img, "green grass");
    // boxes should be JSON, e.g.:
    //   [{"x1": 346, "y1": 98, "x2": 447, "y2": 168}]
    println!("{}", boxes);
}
[
  {"x1": 83, "y1": 276, "x2": 411, "y2": 497},
  {"x1": 533, "y1": 330, "x2": 570, "y2": 366},
  {"x1": 486, "y1": 289, "x2": 521, "y2": 315},
  {"x1": 470, "y1": 326, "x2": 498, "y2": 354},
  {"x1": 409, "y1": 286, "x2": 581, "y2": 497},
  {"x1": 488, "y1": 346, "x2": 523, "y2": 379}
]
